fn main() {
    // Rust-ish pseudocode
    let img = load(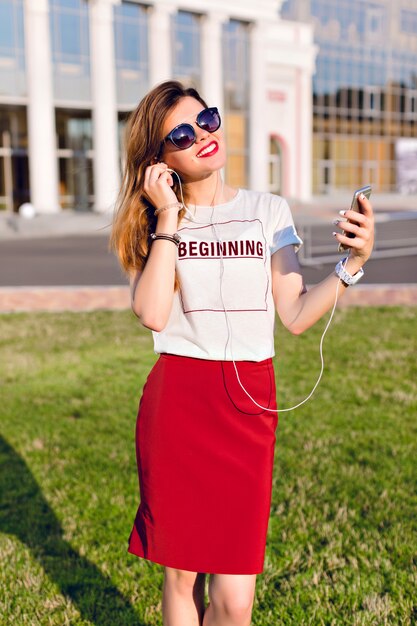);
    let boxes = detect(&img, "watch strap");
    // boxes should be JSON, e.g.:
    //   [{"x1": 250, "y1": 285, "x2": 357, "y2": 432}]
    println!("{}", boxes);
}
[{"x1": 335, "y1": 257, "x2": 364, "y2": 286}]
